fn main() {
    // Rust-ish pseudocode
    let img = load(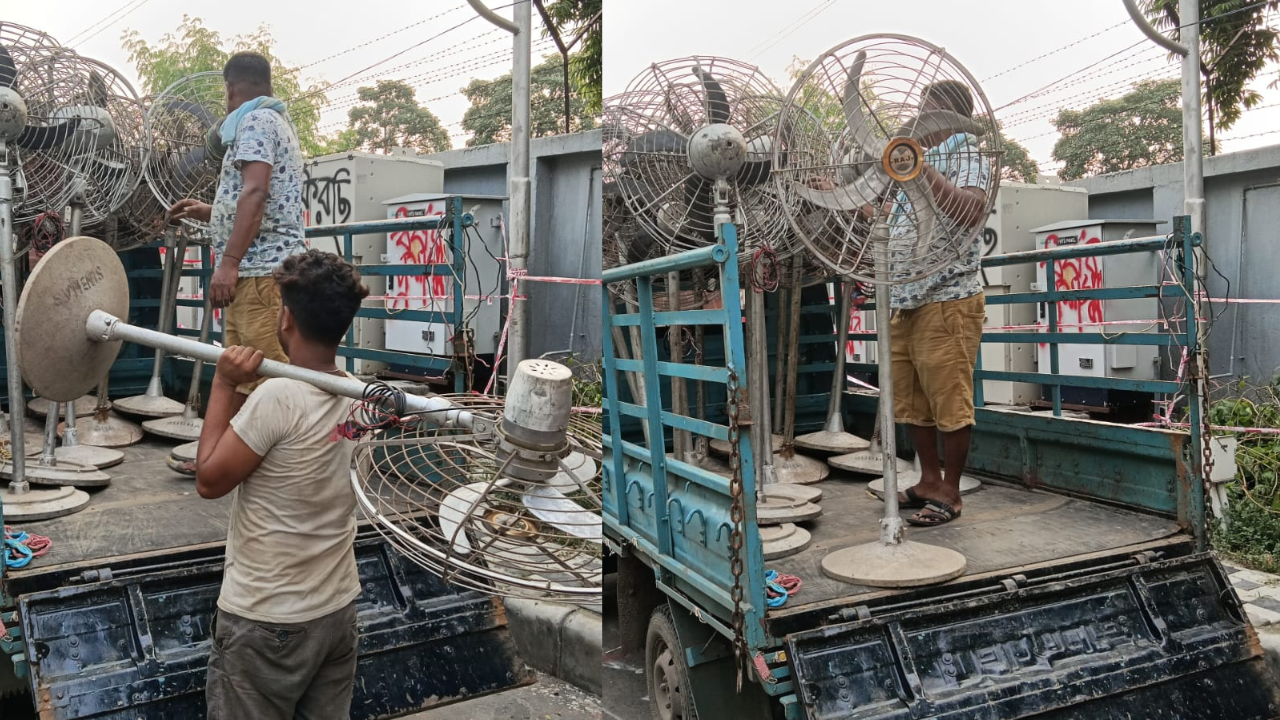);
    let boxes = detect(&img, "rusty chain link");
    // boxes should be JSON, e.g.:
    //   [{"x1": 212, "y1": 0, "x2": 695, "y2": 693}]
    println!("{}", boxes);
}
[{"x1": 725, "y1": 368, "x2": 748, "y2": 691}]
